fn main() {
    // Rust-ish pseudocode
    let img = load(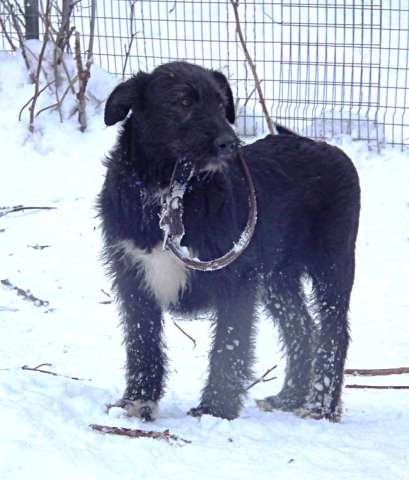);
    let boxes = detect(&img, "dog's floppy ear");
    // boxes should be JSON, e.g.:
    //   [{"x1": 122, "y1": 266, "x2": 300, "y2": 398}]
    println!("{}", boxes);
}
[
  {"x1": 212, "y1": 70, "x2": 235, "y2": 124},
  {"x1": 104, "y1": 72, "x2": 149, "y2": 126}
]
